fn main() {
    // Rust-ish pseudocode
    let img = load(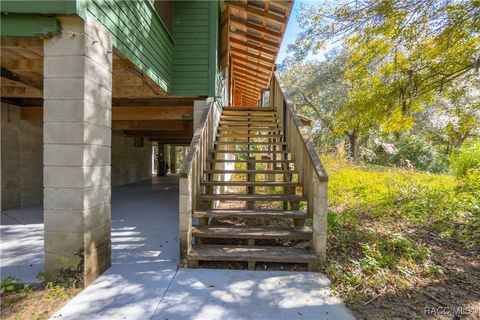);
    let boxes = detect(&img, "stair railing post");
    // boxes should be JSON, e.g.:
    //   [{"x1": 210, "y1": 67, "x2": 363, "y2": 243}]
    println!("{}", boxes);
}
[{"x1": 312, "y1": 177, "x2": 328, "y2": 267}]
